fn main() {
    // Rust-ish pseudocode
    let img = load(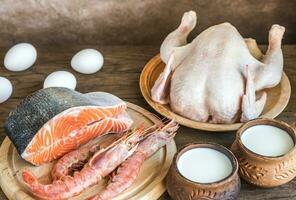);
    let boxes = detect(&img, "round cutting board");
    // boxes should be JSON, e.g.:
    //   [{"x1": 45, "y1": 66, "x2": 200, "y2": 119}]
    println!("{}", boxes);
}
[
  {"x1": 140, "y1": 54, "x2": 291, "y2": 132},
  {"x1": 0, "y1": 102, "x2": 177, "y2": 200}
]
